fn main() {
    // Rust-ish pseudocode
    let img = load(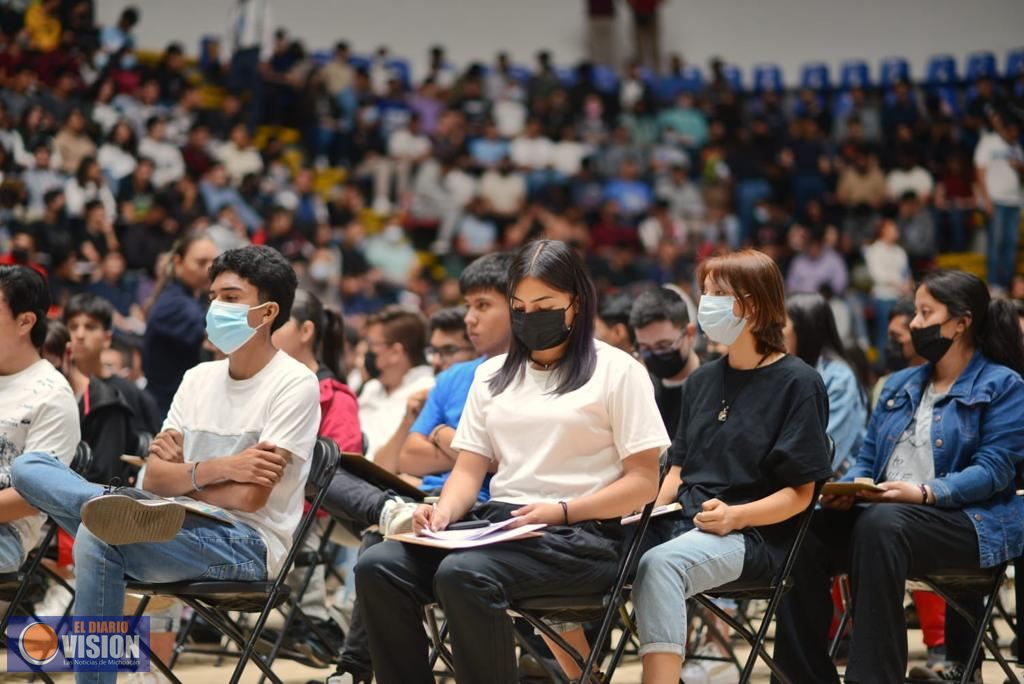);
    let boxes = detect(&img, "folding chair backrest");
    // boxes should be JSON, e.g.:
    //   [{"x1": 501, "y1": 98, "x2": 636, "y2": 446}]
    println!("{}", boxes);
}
[
  {"x1": 273, "y1": 438, "x2": 341, "y2": 585},
  {"x1": 71, "y1": 441, "x2": 93, "y2": 477}
]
